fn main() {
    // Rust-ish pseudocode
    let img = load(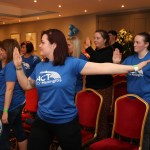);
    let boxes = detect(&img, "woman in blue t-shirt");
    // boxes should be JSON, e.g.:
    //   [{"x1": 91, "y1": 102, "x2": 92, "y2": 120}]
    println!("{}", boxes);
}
[
  {"x1": 0, "y1": 39, "x2": 27, "y2": 150},
  {"x1": 20, "y1": 41, "x2": 41, "y2": 78},
  {"x1": 114, "y1": 32, "x2": 150, "y2": 150},
  {"x1": 13, "y1": 29, "x2": 150, "y2": 150},
  {"x1": 21, "y1": 41, "x2": 41, "y2": 113}
]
